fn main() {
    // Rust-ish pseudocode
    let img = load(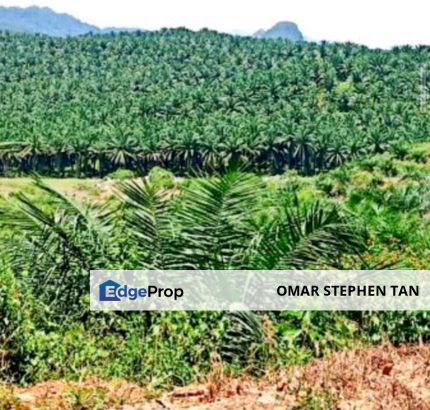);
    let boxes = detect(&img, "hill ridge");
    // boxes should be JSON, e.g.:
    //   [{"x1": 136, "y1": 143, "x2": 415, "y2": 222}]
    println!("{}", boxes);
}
[{"x1": 0, "y1": 5, "x2": 139, "y2": 37}]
